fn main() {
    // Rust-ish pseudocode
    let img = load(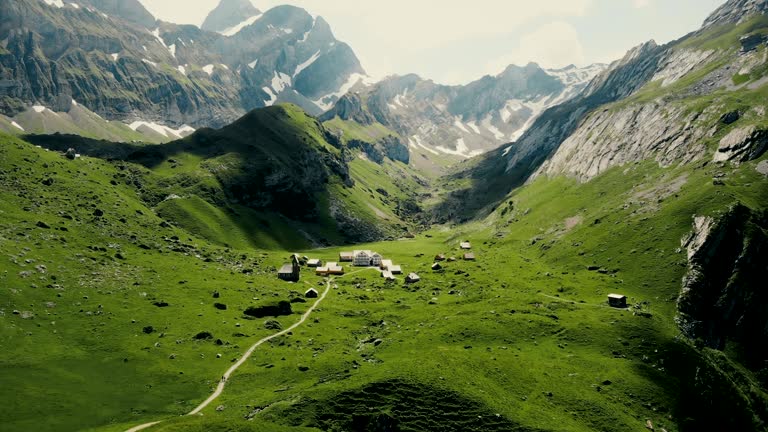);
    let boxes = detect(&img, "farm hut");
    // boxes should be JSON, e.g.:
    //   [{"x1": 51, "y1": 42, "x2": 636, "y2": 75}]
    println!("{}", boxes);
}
[
  {"x1": 431, "y1": 262, "x2": 442, "y2": 271},
  {"x1": 608, "y1": 294, "x2": 628, "y2": 308},
  {"x1": 389, "y1": 265, "x2": 403, "y2": 274},
  {"x1": 305, "y1": 288, "x2": 319, "y2": 298},
  {"x1": 463, "y1": 253, "x2": 476, "y2": 261},
  {"x1": 405, "y1": 273, "x2": 421, "y2": 284},
  {"x1": 307, "y1": 259, "x2": 322, "y2": 268},
  {"x1": 460, "y1": 241, "x2": 472, "y2": 250},
  {"x1": 340, "y1": 252, "x2": 354, "y2": 262},
  {"x1": 434, "y1": 254, "x2": 446, "y2": 261},
  {"x1": 316, "y1": 262, "x2": 345, "y2": 276}
]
